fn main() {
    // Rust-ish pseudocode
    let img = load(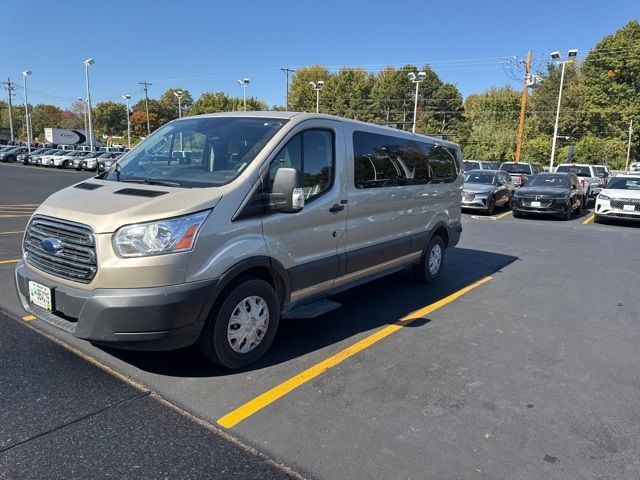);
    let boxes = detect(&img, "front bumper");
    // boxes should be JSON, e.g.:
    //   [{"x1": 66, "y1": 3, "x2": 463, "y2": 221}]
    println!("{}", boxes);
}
[
  {"x1": 15, "y1": 260, "x2": 217, "y2": 351},
  {"x1": 595, "y1": 201, "x2": 640, "y2": 221},
  {"x1": 511, "y1": 198, "x2": 567, "y2": 215},
  {"x1": 462, "y1": 195, "x2": 490, "y2": 210}
]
